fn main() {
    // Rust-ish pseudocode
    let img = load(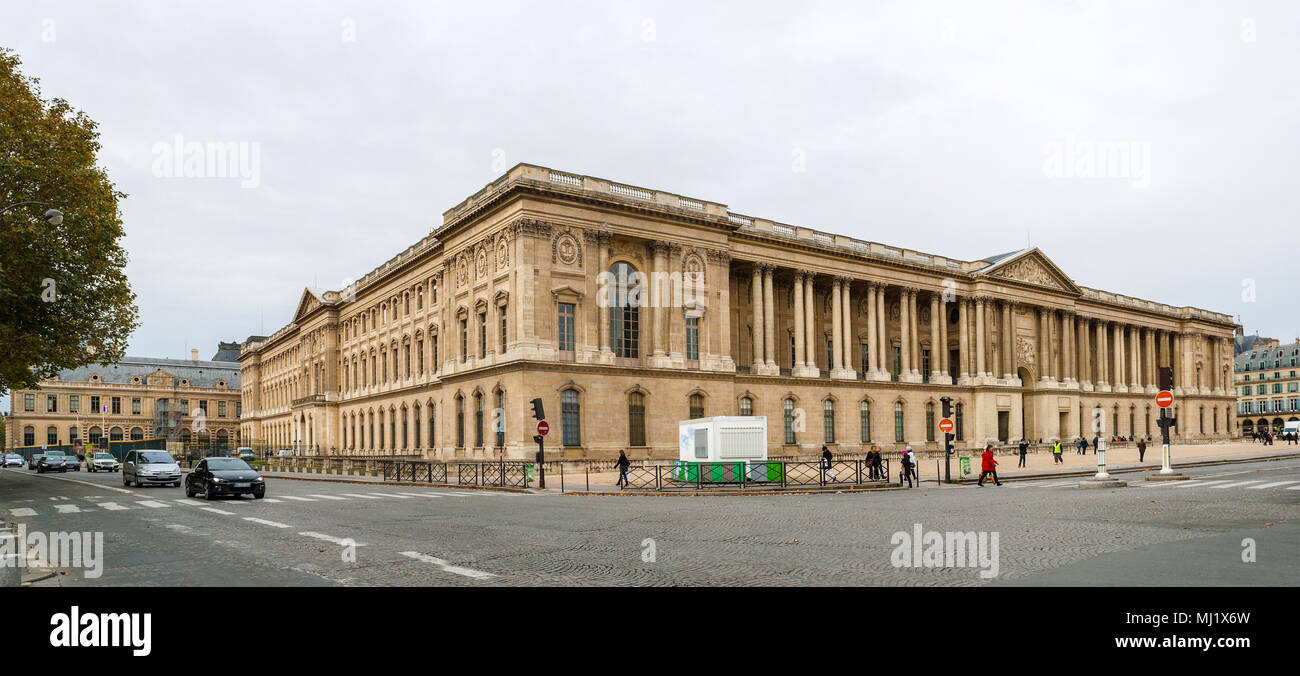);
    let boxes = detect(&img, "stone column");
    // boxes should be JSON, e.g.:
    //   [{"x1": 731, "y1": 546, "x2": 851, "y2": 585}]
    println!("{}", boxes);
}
[
  {"x1": 930, "y1": 293, "x2": 942, "y2": 382},
  {"x1": 1061, "y1": 311, "x2": 1074, "y2": 385},
  {"x1": 651, "y1": 242, "x2": 668, "y2": 358},
  {"x1": 909, "y1": 290, "x2": 921, "y2": 377},
  {"x1": 842, "y1": 278, "x2": 854, "y2": 375},
  {"x1": 1002, "y1": 301, "x2": 1016, "y2": 380},
  {"x1": 1129, "y1": 326, "x2": 1141, "y2": 390},
  {"x1": 876, "y1": 284, "x2": 887, "y2": 379},
  {"x1": 1077, "y1": 317, "x2": 1091, "y2": 389},
  {"x1": 900, "y1": 288, "x2": 913, "y2": 380},
  {"x1": 957, "y1": 297, "x2": 970, "y2": 383},
  {"x1": 831, "y1": 278, "x2": 844, "y2": 373},
  {"x1": 805, "y1": 274, "x2": 817, "y2": 375},
  {"x1": 975, "y1": 297, "x2": 987, "y2": 380},
  {"x1": 763, "y1": 265, "x2": 776, "y2": 371},
  {"x1": 793, "y1": 272, "x2": 806, "y2": 372},
  {"x1": 939, "y1": 294, "x2": 950, "y2": 381},
  {"x1": 864, "y1": 282, "x2": 877, "y2": 376},
  {"x1": 750, "y1": 266, "x2": 764, "y2": 370},
  {"x1": 1095, "y1": 320, "x2": 1108, "y2": 390}
]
